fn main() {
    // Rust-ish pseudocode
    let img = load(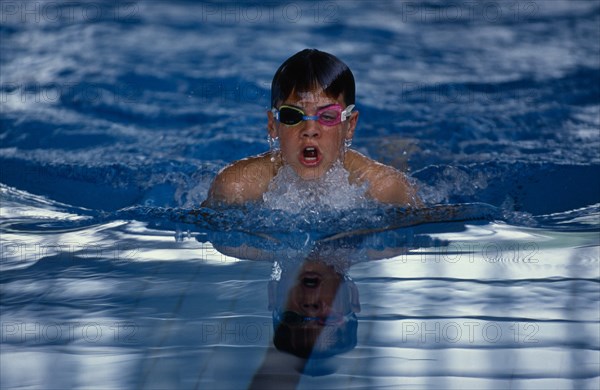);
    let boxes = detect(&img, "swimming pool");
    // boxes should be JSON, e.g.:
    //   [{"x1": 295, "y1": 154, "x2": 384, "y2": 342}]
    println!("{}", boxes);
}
[{"x1": 1, "y1": 1, "x2": 599, "y2": 389}]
